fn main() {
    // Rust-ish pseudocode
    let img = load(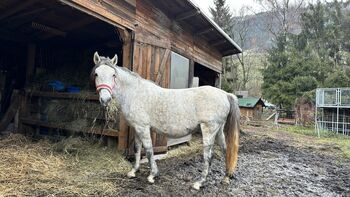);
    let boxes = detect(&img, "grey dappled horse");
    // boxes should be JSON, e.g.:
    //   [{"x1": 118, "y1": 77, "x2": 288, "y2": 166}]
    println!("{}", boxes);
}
[{"x1": 91, "y1": 52, "x2": 240, "y2": 190}]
